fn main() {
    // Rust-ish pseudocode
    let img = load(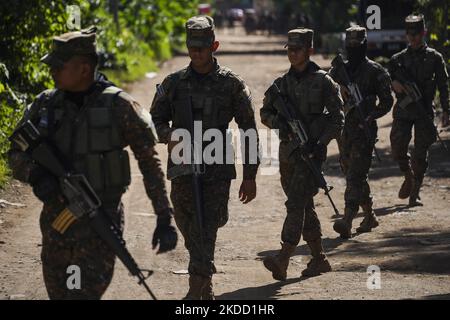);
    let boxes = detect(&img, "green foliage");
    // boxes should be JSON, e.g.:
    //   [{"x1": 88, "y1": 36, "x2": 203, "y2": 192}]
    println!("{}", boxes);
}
[
  {"x1": 0, "y1": 0, "x2": 199, "y2": 186},
  {"x1": 272, "y1": 0, "x2": 359, "y2": 33},
  {"x1": 415, "y1": 0, "x2": 449, "y2": 61}
]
